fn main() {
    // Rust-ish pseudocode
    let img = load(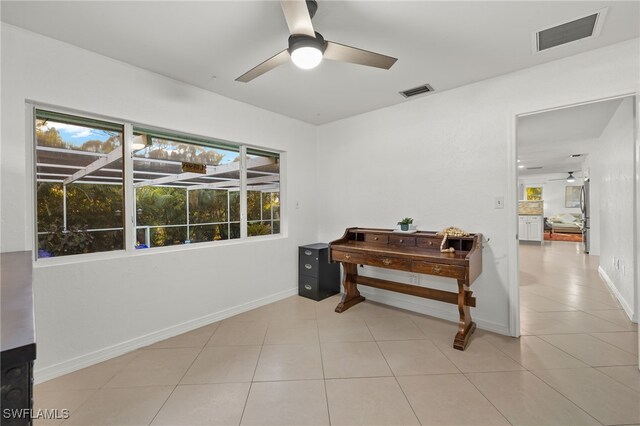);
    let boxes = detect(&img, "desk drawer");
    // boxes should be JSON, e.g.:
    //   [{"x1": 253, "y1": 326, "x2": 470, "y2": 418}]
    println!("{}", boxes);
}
[
  {"x1": 389, "y1": 235, "x2": 416, "y2": 247},
  {"x1": 412, "y1": 261, "x2": 466, "y2": 279},
  {"x1": 365, "y1": 255, "x2": 410, "y2": 271},
  {"x1": 416, "y1": 237, "x2": 442, "y2": 249},
  {"x1": 364, "y1": 233, "x2": 389, "y2": 244},
  {"x1": 332, "y1": 250, "x2": 366, "y2": 264}
]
